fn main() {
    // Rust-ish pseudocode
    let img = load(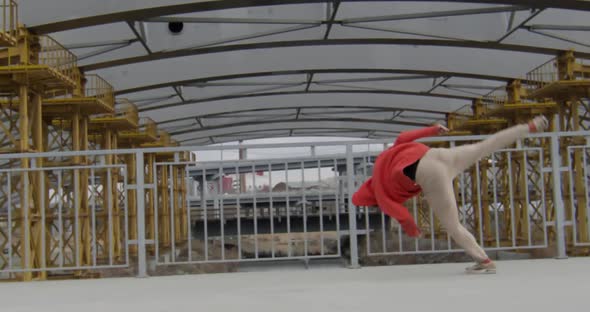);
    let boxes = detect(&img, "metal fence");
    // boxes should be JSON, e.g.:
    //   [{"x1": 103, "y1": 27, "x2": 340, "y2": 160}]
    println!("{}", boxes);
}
[
  {"x1": 0, "y1": 153, "x2": 131, "y2": 278},
  {"x1": 567, "y1": 145, "x2": 590, "y2": 247},
  {"x1": 153, "y1": 156, "x2": 347, "y2": 266},
  {"x1": 355, "y1": 147, "x2": 549, "y2": 256},
  {"x1": 1, "y1": 131, "x2": 589, "y2": 278}
]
